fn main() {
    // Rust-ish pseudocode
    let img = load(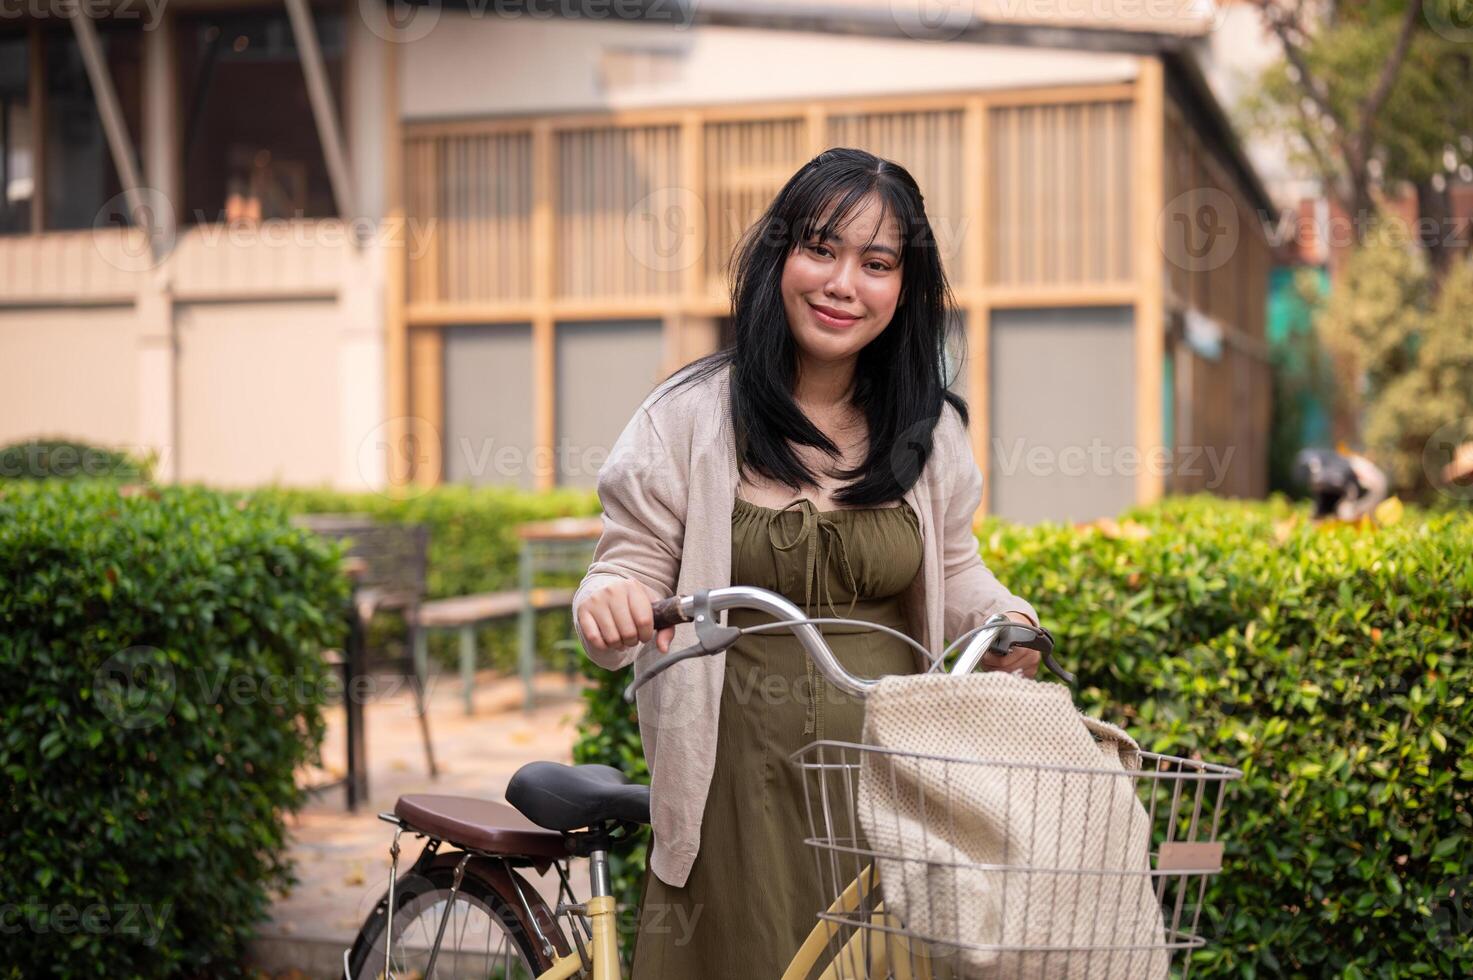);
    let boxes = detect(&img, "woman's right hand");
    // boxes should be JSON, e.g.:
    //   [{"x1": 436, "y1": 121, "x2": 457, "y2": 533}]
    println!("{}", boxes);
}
[{"x1": 577, "y1": 577, "x2": 676, "y2": 656}]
